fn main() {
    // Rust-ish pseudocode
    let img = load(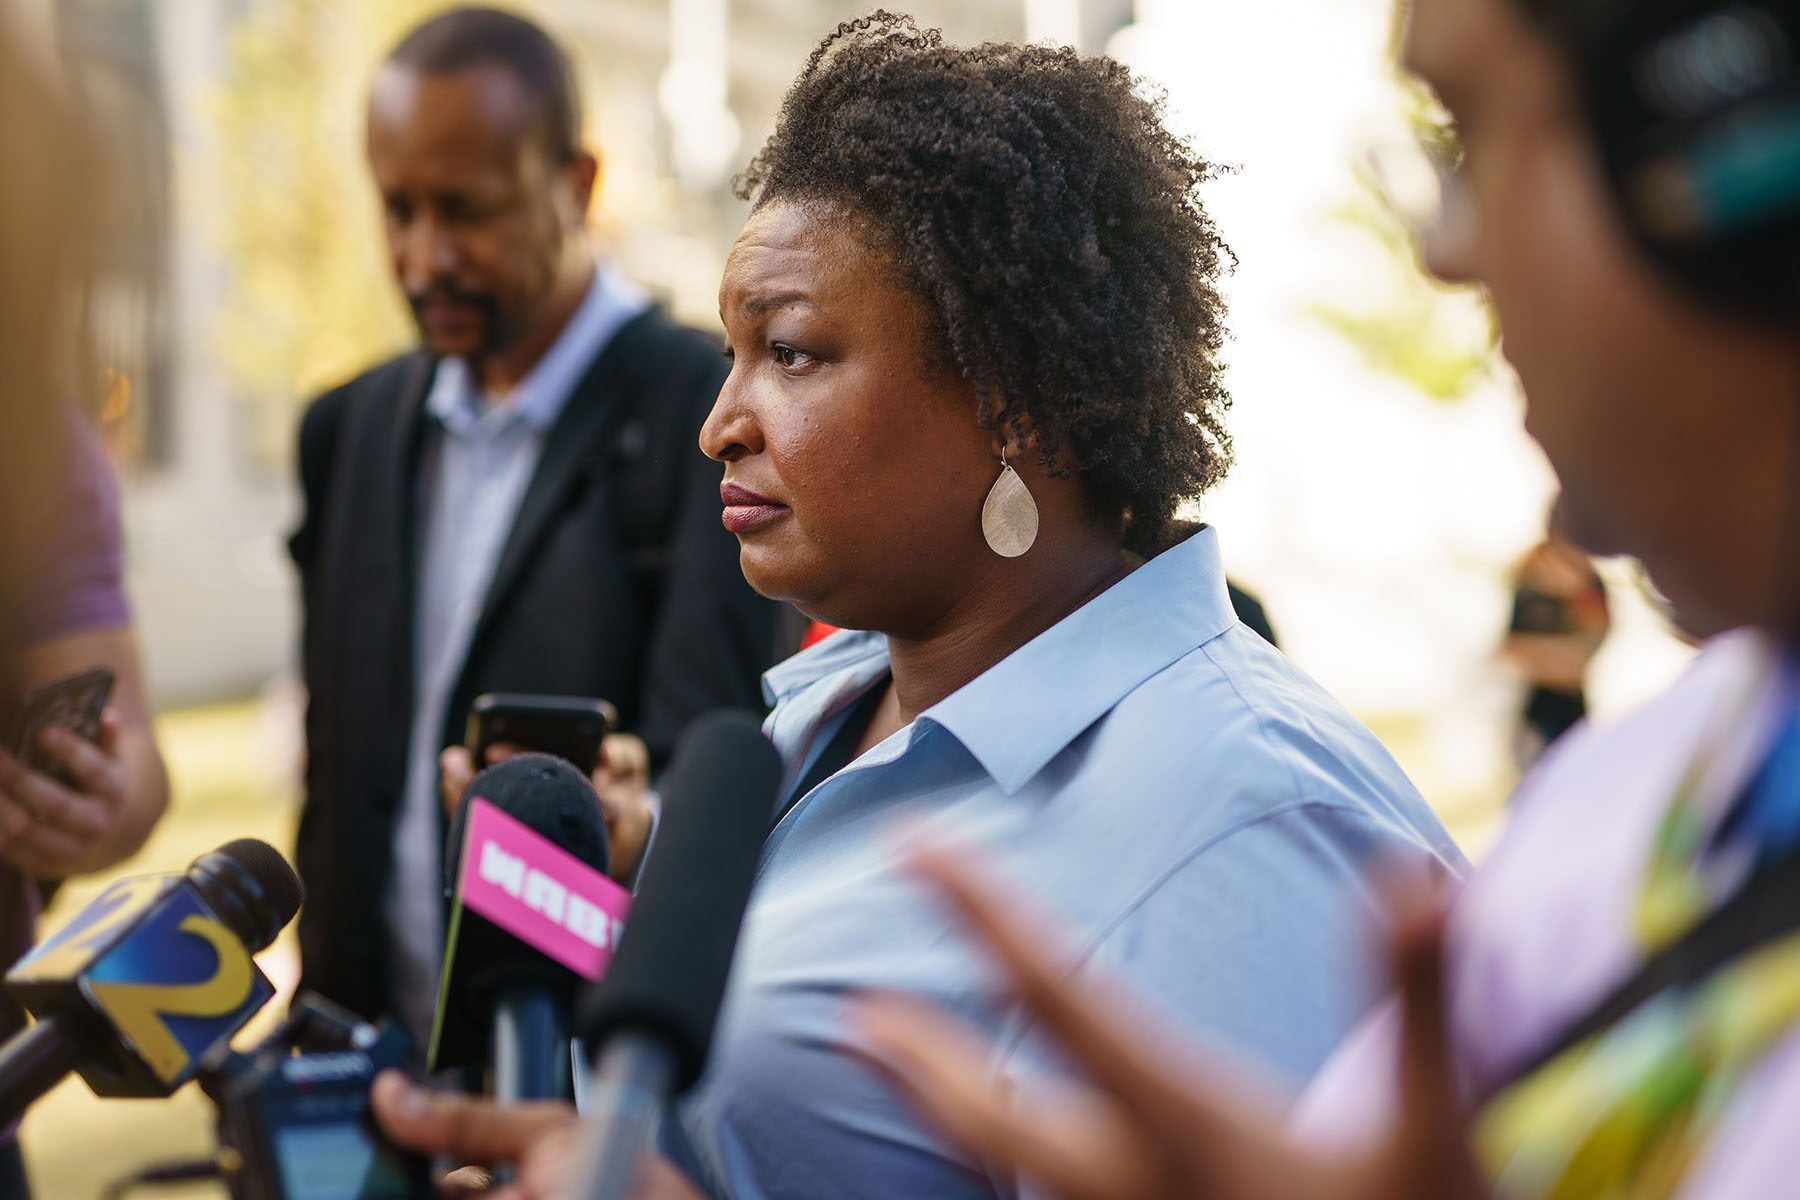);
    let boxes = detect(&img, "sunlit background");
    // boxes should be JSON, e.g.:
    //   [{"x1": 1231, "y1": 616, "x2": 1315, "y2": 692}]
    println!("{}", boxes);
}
[{"x1": 9, "y1": 0, "x2": 1693, "y2": 1194}]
